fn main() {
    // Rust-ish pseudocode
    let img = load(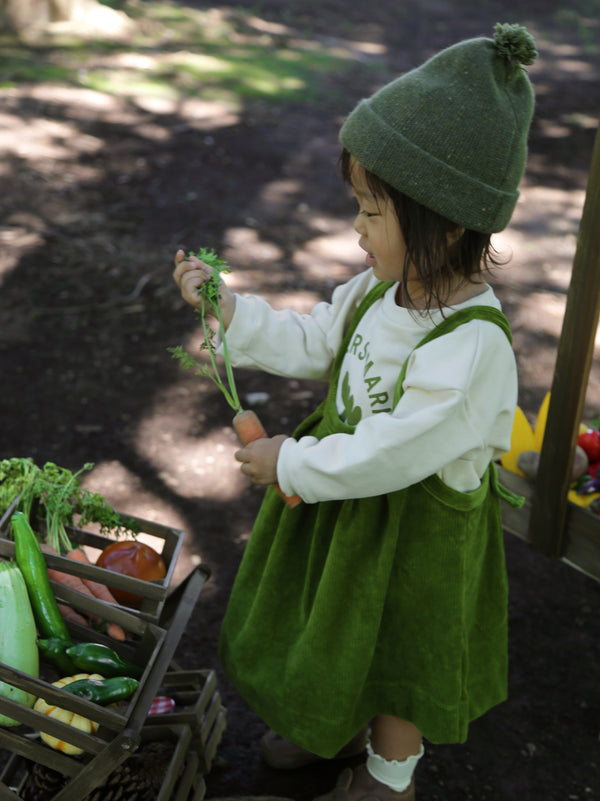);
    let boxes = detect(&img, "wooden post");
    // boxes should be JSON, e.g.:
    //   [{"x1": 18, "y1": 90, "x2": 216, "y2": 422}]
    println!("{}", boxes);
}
[{"x1": 528, "y1": 122, "x2": 600, "y2": 556}]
